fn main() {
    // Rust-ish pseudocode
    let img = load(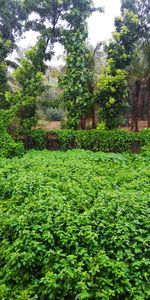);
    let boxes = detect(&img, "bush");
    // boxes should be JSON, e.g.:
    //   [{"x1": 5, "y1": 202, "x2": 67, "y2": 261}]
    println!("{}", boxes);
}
[
  {"x1": 45, "y1": 107, "x2": 64, "y2": 121},
  {"x1": 20, "y1": 128, "x2": 150, "y2": 153},
  {"x1": 0, "y1": 150, "x2": 150, "y2": 299},
  {"x1": 0, "y1": 135, "x2": 24, "y2": 158},
  {"x1": 55, "y1": 129, "x2": 140, "y2": 152},
  {"x1": 21, "y1": 129, "x2": 47, "y2": 150},
  {"x1": 140, "y1": 129, "x2": 150, "y2": 156},
  {"x1": 0, "y1": 110, "x2": 24, "y2": 158}
]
